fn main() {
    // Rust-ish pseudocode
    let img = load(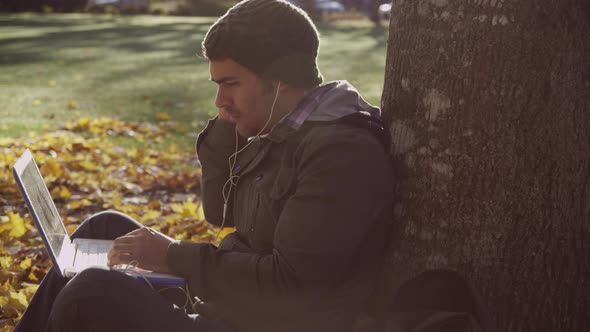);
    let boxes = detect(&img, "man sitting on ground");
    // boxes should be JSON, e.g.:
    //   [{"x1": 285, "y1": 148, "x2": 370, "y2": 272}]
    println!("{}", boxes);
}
[{"x1": 15, "y1": 1, "x2": 394, "y2": 331}]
